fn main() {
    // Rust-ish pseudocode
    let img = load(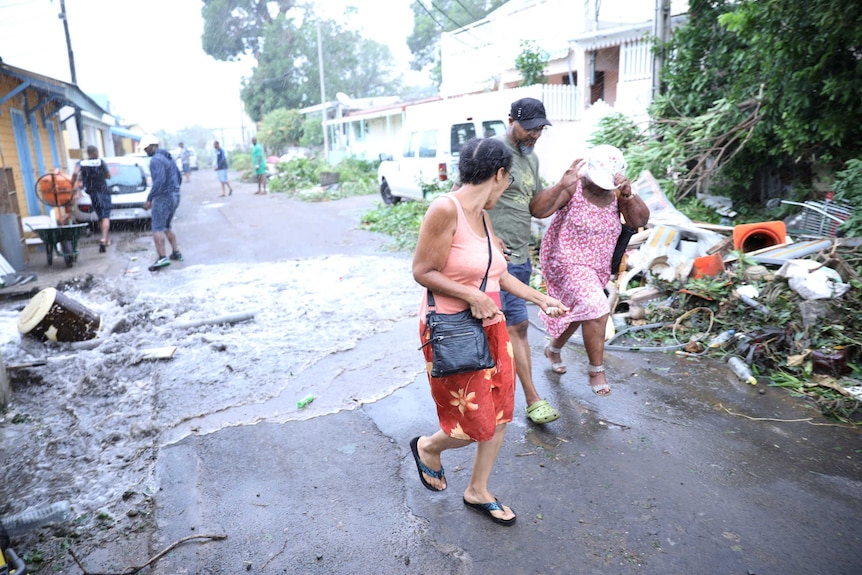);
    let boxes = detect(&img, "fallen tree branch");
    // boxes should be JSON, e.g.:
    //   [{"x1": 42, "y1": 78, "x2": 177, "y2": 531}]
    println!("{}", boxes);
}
[
  {"x1": 70, "y1": 533, "x2": 227, "y2": 575},
  {"x1": 719, "y1": 404, "x2": 854, "y2": 428}
]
